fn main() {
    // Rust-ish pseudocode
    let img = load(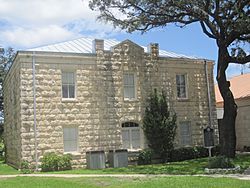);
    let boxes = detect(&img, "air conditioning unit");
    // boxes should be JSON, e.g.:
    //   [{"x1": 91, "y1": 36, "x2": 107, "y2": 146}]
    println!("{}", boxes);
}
[
  {"x1": 108, "y1": 149, "x2": 128, "y2": 168},
  {"x1": 86, "y1": 150, "x2": 106, "y2": 169}
]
